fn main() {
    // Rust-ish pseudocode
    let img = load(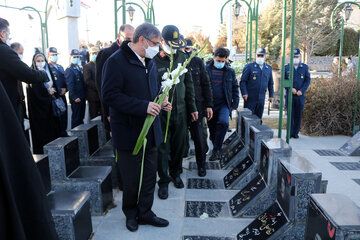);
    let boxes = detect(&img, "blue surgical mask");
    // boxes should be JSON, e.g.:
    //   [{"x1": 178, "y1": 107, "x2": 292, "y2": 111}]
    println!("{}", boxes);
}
[
  {"x1": 50, "y1": 56, "x2": 58, "y2": 63},
  {"x1": 214, "y1": 61, "x2": 225, "y2": 69},
  {"x1": 71, "y1": 57, "x2": 80, "y2": 65},
  {"x1": 90, "y1": 54, "x2": 97, "y2": 62}
]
